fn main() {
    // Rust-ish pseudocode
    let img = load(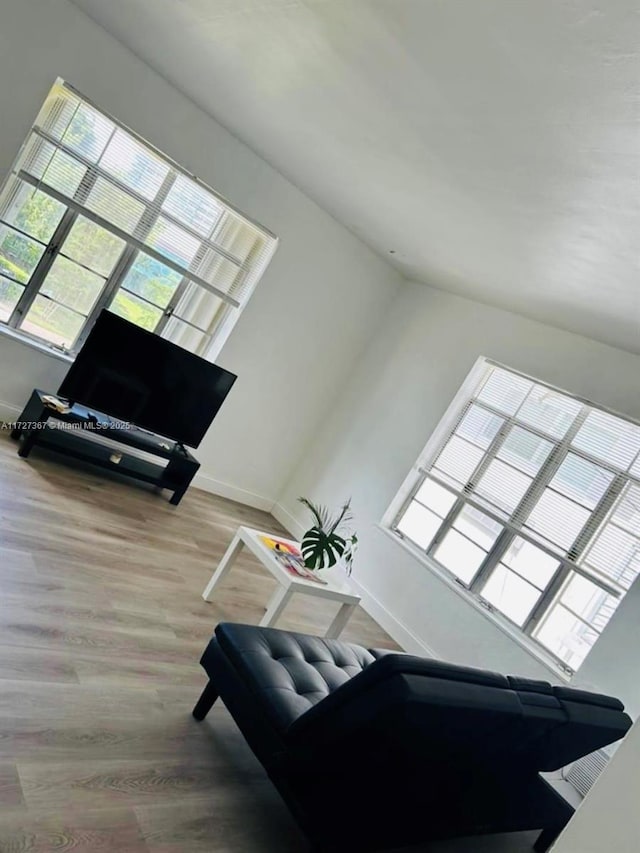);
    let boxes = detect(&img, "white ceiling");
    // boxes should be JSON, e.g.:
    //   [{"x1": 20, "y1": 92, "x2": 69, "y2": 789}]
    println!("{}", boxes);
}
[{"x1": 71, "y1": 0, "x2": 640, "y2": 353}]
